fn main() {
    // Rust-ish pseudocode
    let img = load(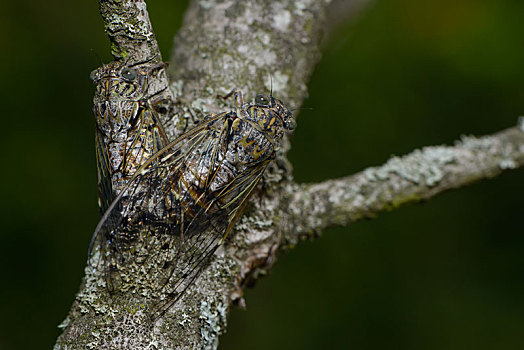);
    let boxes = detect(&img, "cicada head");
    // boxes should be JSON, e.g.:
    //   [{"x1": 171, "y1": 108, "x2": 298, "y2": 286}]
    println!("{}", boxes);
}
[
  {"x1": 90, "y1": 62, "x2": 148, "y2": 139},
  {"x1": 90, "y1": 61, "x2": 144, "y2": 102},
  {"x1": 91, "y1": 61, "x2": 170, "y2": 135},
  {"x1": 249, "y1": 93, "x2": 295, "y2": 146}
]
